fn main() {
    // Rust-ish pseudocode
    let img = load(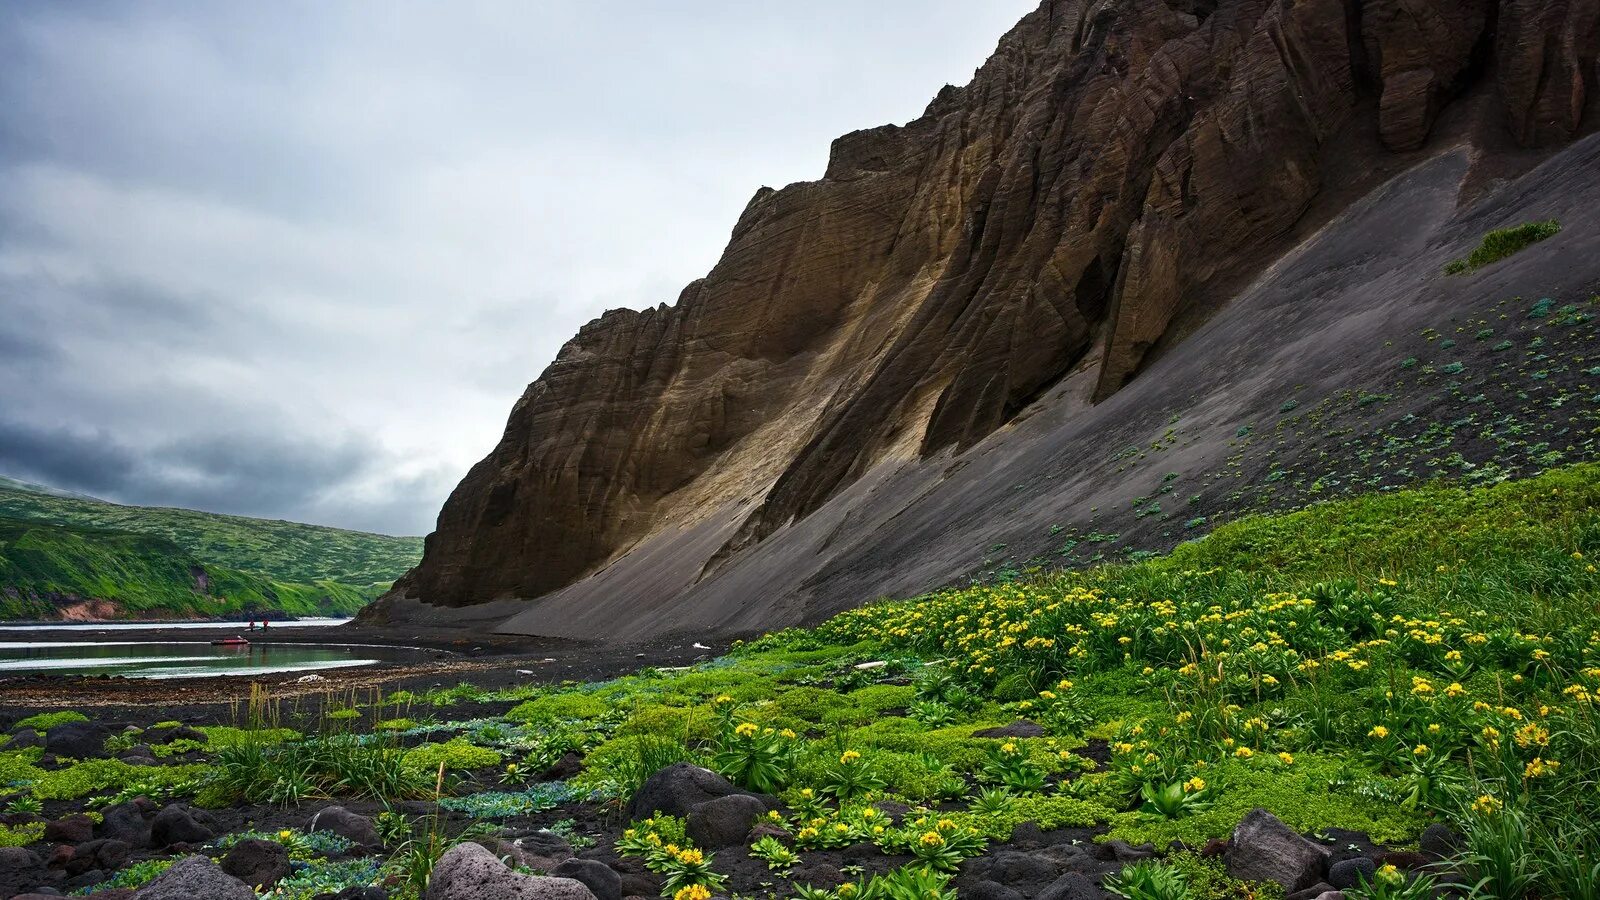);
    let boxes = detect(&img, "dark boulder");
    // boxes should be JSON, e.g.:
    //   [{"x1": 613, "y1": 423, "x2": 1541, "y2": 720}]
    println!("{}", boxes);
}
[
  {"x1": 551, "y1": 859, "x2": 621, "y2": 900},
  {"x1": 308, "y1": 806, "x2": 380, "y2": 849},
  {"x1": 130, "y1": 855, "x2": 253, "y2": 900},
  {"x1": 0, "y1": 846, "x2": 54, "y2": 898},
  {"x1": 1035, "y1": 872, "x2": 1102, "y2": 900},
  {"x1": 1225, "y1": 809, "x2": 1330, "y2": 893},
  {"x1": 150, "y1": 806, "x2": 214, "y2": 847},
  {"x1": 1329, "y1": 858, "x2": 1376, "y2": 890},
  {"x1": 65, "y1": 840, "x2": 129, "y2": 877},
  {"x1": 626, "y1": 764, "x2": 748, "y2": 821},
  {"x1": 685, "y1": 795, "x2": 766, "y2": 849},
  {"x1": 96, "y1": 801, "x2": 154, "y2": 849},
  {"x1": 43, "y1": 723, "x2": 110, "y2": 760},
  {"x1": 1419, "y1": 823, "x2": 1460, "y2": 857},
  {"x1": 220, "y1": 838, "x2": 292, "y2": 890},
  {"x1": 43, "y1": 815, "x2": 94, "y2": 845},
  {"x1": 425, "y1": 842, "x2": 597, "y2": 900}
]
